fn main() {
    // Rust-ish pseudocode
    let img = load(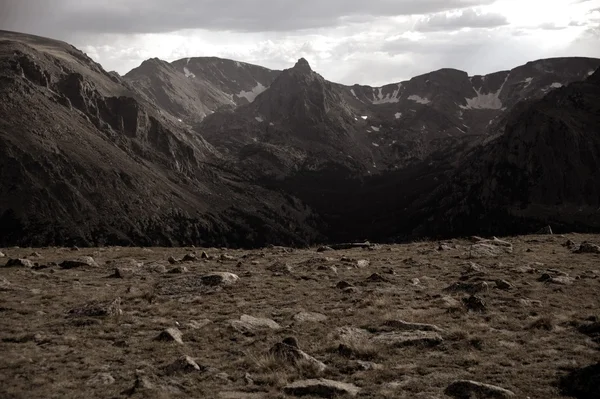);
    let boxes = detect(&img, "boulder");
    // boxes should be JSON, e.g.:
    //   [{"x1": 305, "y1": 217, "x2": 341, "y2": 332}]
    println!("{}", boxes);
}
[
  {"x1": 182, "y1": 253, "x2": 197, "y2": 262},
  {"x1": 536, "y1": 225, "x2": 553, "y2": 235},
  {"x1": 574, "y1": 242, "x2": 600, "y2": 254},
  {"x1": 200, "y1": 272, "x2": 239, "y2": 286},
  {"x1": 371, "y1": 331, "x2": 443, "y2": 347},
  {"x1": 283, "y1": 378, "x2": 360, "y2": 397},
  {"x1": 383, "y1": 319, "x2": 443, "y2": 333},
  {"x1": 293, "y1": 312, "x2": 328, "y2": 323},
  {"x1": 445, "y1": 380, "x2": 515, "y2": 398},
  {"x1": 87, "y1": 372, "x2": 115, "y2": 386},
  {"x1": 60, "y1": 256, "x2": 98, "y2": 269},
  {"x1": 495, "y1": 279, "x2": 513, "y2": 290},
  {"x1": 229, "y1": 314, "x2": 281, "y2": 334},
  {"x1": 269, "y1": 337, "x2": 326, "y2": 372},
  {"x1": 155, "y1": 327, "x2": 184, "y2": 344},
  {"x1": 165, "y1": 355, "x2": 203, "y2": 375}
]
